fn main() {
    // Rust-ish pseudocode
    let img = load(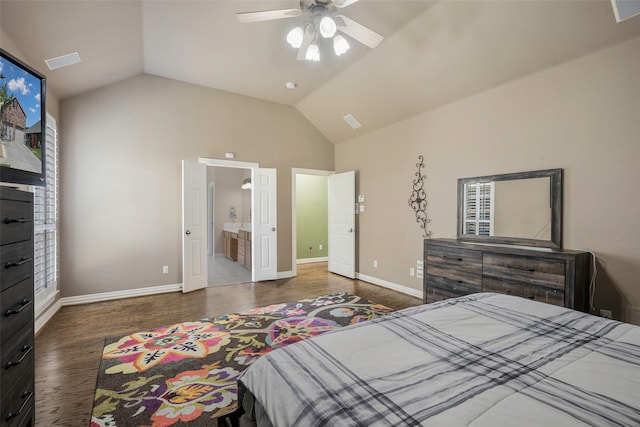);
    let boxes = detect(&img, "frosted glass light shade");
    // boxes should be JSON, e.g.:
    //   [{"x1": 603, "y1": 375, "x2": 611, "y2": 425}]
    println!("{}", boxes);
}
[
  {"x1": 333, "y1": 35, "x2": 350, "y2": 56},
  {"x1": 319, "y1": 16, "x2": 337, "y2": 38},
  {"x1": 306, "y1": 43, "x2": 320, "y2": 61},
  {"x1": 286, "y1": 26, "x2": 304, "y2": 48}
]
